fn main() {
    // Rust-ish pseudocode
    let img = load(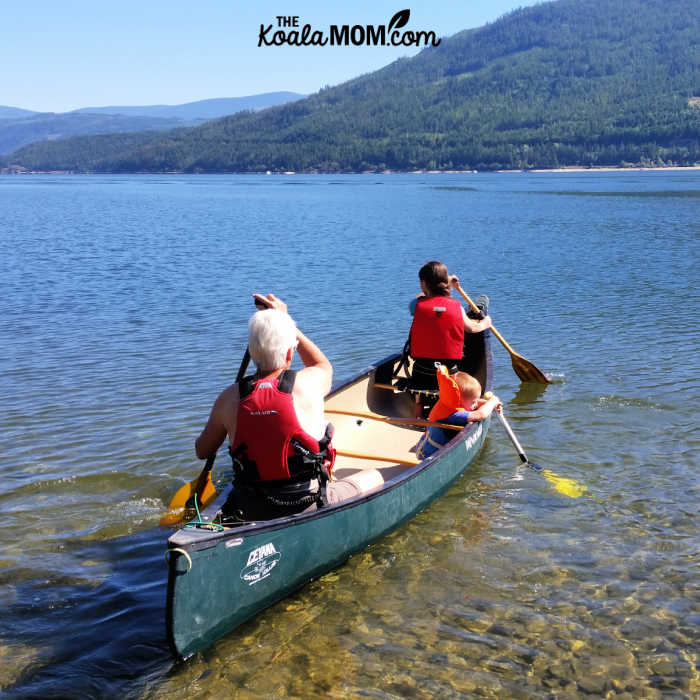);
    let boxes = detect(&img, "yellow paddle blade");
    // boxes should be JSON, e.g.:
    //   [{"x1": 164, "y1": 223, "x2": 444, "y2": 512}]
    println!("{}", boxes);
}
[
  {"x1": 159, "y1": 471, "x2": 218, "y2": 526},
  {"x1": 168, "y1": 479, "x2": 198, "y2": 511},
  {"x1": 542, "y1": 469, "x2": 587, "y2": 498},
  {"x1": 160, "y1": 507, "x2": 188, "y2": 527},
  {"x1": 198, "y1": 477, "x2": 218, "y2": 507}
]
